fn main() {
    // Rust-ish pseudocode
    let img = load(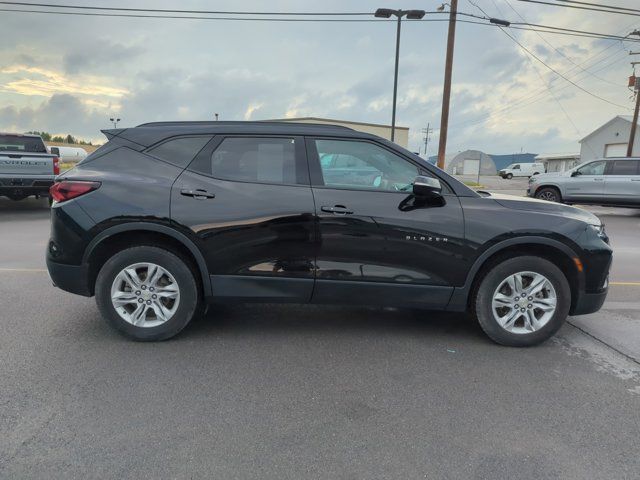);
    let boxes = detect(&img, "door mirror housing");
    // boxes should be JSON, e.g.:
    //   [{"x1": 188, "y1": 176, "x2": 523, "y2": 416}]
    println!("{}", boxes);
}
[
  {"x1": 571, "y1": 170, "x2": 581, "y2": 177},
  {"x1": 413, "y1": 176, "x2": 442, "y2": 197}
]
